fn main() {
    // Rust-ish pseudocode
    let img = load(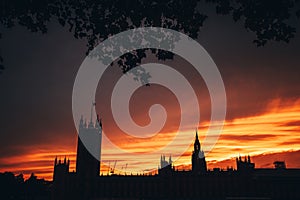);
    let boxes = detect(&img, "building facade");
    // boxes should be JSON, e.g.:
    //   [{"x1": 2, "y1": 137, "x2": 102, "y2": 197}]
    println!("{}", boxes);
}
[{"x1": 52, "y1": 124, "x2": 300, "y2": 200}]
